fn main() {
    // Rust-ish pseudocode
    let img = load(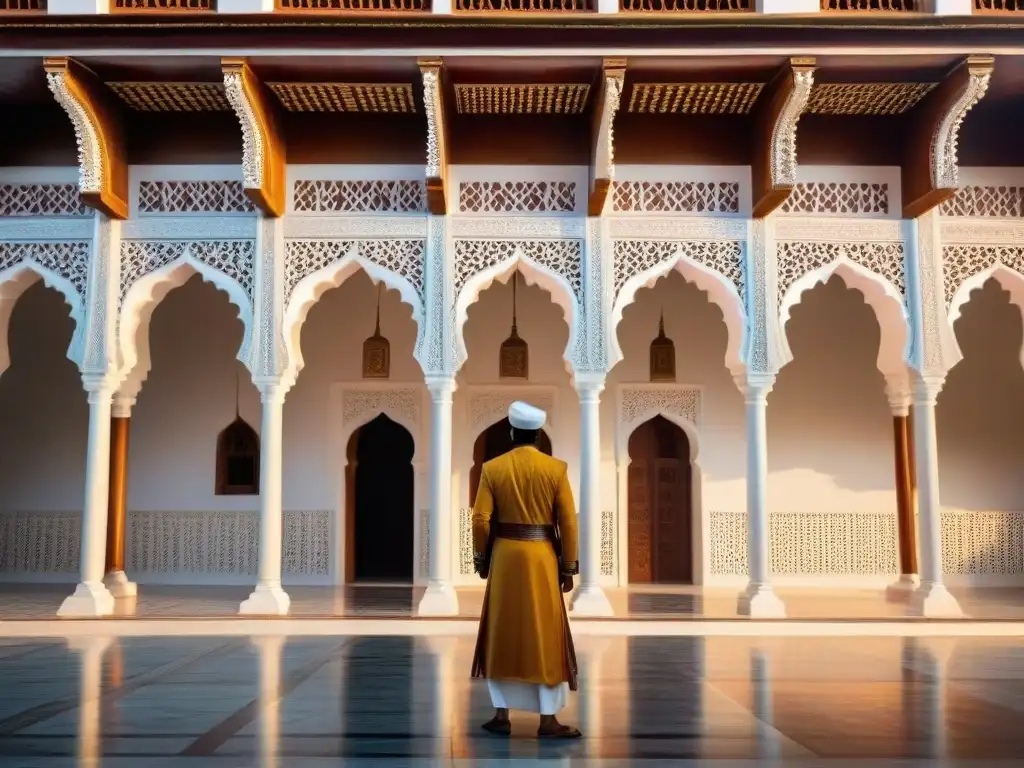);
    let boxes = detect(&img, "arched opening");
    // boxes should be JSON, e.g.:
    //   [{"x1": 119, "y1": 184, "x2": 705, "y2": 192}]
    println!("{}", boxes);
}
[
  {"x1": 627, "y1": 415, "x2": 693, "y2": 584},
  {"x1": 215, "y1": 417, "x2": 260, "y2": 495},
  {"x1": 469, "y1": 417, "x2": 552, "y2": 506},
  {"x1": 345, "y1": 414, "x2": 415, "y2": 583}
]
